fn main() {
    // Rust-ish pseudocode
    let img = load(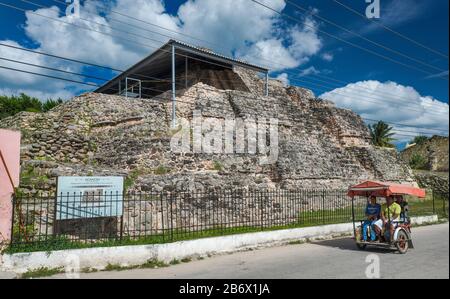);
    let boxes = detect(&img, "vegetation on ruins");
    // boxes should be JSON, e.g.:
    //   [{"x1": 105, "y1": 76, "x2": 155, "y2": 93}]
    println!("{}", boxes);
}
[
  {"x1": 409, "y1": 153, "x2": 428, "y2": 170},
  {"x1": 411, "y1": 135, "x2": 429, "y2": 145}
]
